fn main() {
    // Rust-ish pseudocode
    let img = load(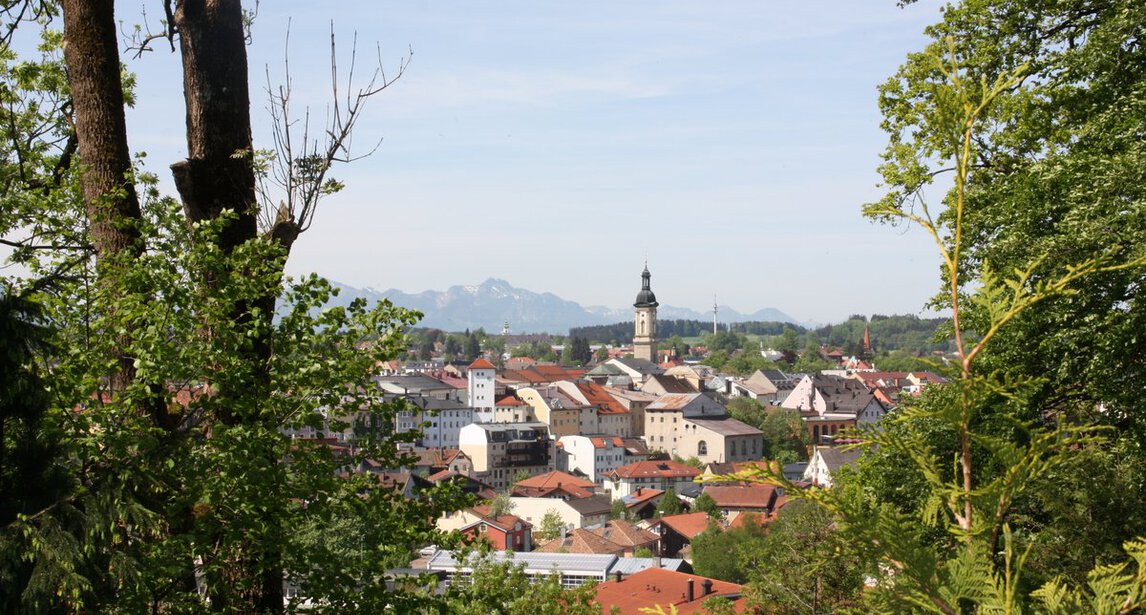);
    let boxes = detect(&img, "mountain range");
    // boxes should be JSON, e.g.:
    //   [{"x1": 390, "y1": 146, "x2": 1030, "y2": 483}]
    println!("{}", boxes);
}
[{"x1": 326, "y1": 278, "x2": 802, "y2": 335}]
